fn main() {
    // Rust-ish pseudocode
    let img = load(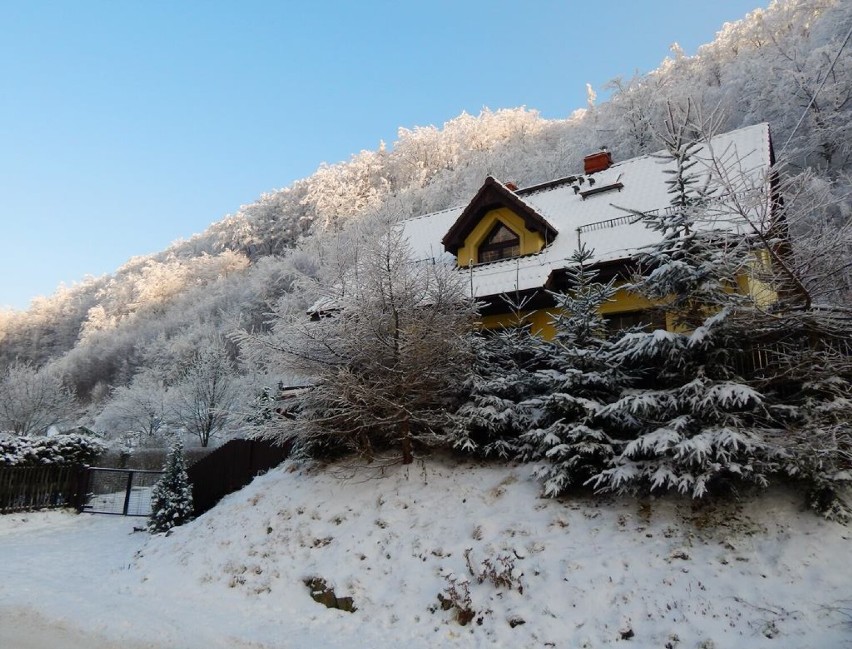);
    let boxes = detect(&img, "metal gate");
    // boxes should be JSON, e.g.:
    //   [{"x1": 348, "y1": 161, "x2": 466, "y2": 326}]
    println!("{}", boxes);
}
[{"x1": 80, "y1": 468, "x2": 163, "y2": 516}]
